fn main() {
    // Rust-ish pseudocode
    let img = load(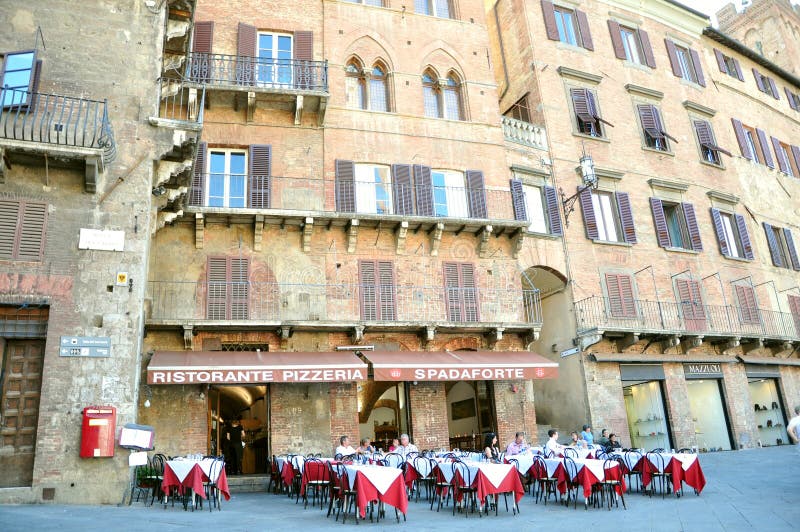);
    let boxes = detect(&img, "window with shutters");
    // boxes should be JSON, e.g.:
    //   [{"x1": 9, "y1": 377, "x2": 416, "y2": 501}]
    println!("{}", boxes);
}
[
  {"x1": 359, "y1": 260, "x2": 396, "y2": 321},
  {"x1": 711, "y1": 209, "x2": 750, "y2": 259},
  {"x1": 713, "y1": 49, "x2": 743, "y2": 81},
  {"x1": 431, "y1": 170, "x2": 468, "y2": 218},
  {"x1": 674, "y1": 44, "x2": 698, "y2": 83},
  {"x1": 637, "y1": 104, "x2": 675, "y2": 152},
  {"x1": 786, "y1": 88, "x2": 800, "y2": 111},
  {"x1": 522, "y1": 184, "x2": 548, "y2": 233},
  {"x1": 604, "y1": 273, "x2": 637, "y2": 318},
  {"x1": 619, "y1": 26, "x2": 644, "y2": 65},
  {"x1": 663, "y1": 203, "x2": 690, "y2": 250},
  {"x1": 415, "y1": 0, "x2": 453, "y2": 19},
  {"x1": 553, "y1": 6, "x2": 581, "y2": 46},
  {"x1": 443, "y1": 262, "x2": 480, "y2": 322},
  {"x1": 763, "y1": 223, "x2": 800, "y2": 270},
  {"x1": 692, "y1": 120, "x2": 731, "y2": 166},
  {"x1": 207, "y1": 150, "x2": 247, "y2": 208},
  {"x1": 257, "y1": 32, "x2": 292, "y2": 86},
  {"x1": 591, "y1": 191, "x2": 622, "y2": 242},
  {"x1": 743, "y1": 127, "x2": 762, "y2": 164},
  {"x1": 345, "y1": 59, "x2": 366, "y2": 110},
  {"x1": 774, "y1": 139, "x2": 798, "y2": 177},
  {"x1": 0, "y1": 200, "x2": 47, "y2": 261},
  {"x1": 752, "y1": 69, "x2": 779, "y2": 99},
  {"x1": 369, "y1": 63, "x2": 389, "y2": 112},
  {"x1": 732, "y1": 121, "x2": 774, "y2": 167},
  {"x1": 579, "y1": 188, "x2": 636, "y2": 244},
  {"x1": 354, "y1": 164, "x2": 392, "y2": 214},
  {"x1": 206, "y1": 257, "x2": 249, "y2": 320},
  {"x1": 422, "y1": 69, "x2": 440, "y2": 118},
  {"x1": 569, "y1": 88, "x2": 612, "y2": 138},
  {"x1": 503, "y1": 95, "x2": 531, "y2": 123},
  {"x1": 675, "y1": 278, "x2": 706, "y2": 332},
  {"x1": 0, "y1": 50, "x2": 38, "y2": 107},
  {"x1": 734, "y1": 284, "x2": 760, "y2": 325}
]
